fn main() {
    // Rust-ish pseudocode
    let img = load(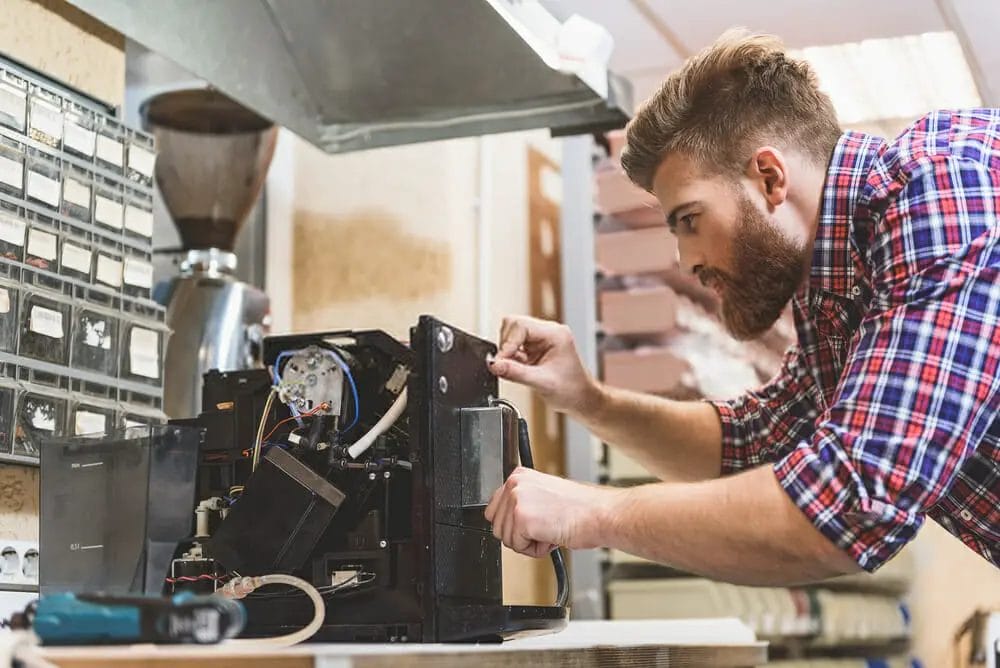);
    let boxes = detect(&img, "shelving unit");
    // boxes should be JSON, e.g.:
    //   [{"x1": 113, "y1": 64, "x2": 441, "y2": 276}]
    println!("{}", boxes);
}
[{"x1": 0, "y1": 53, "x2": 165, "y2": 608}]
